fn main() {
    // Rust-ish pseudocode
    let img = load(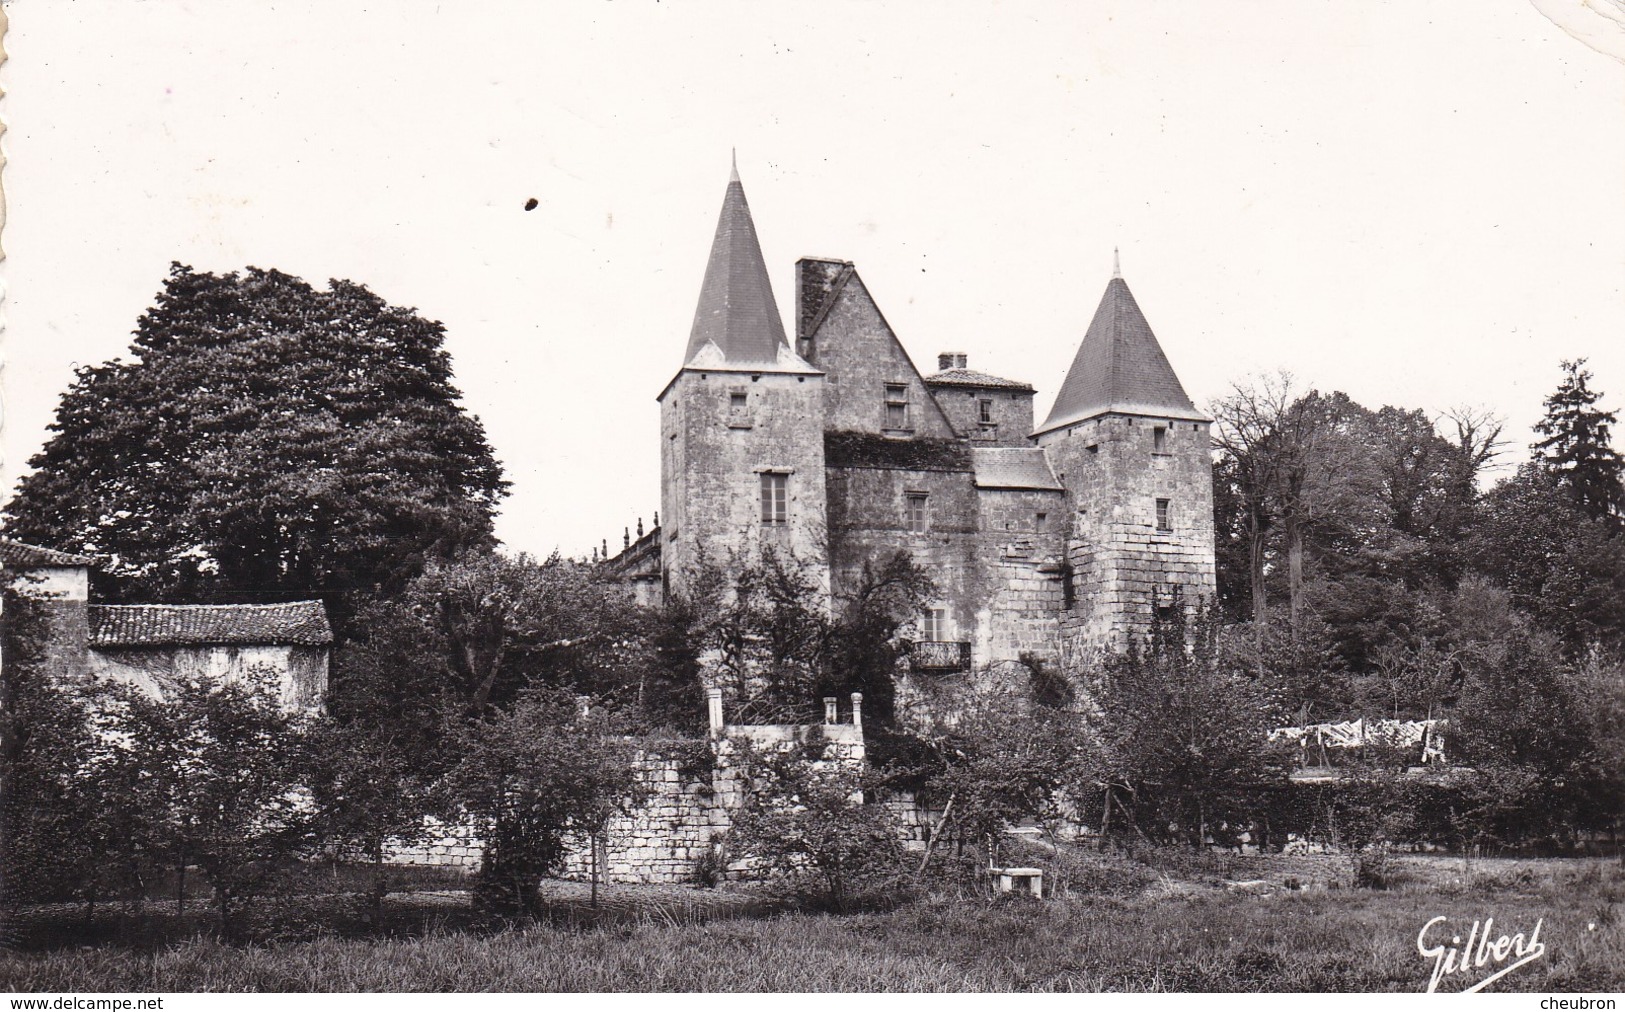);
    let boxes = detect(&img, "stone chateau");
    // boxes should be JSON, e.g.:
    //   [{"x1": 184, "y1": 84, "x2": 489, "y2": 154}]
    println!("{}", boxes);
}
[{"x1": 609, "y1": 163, "x2": 1217, "y2": 689}]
